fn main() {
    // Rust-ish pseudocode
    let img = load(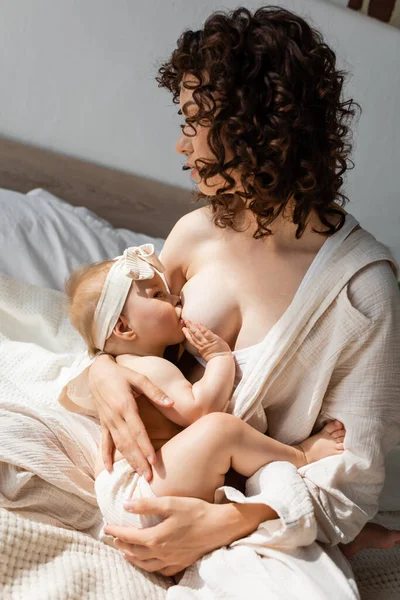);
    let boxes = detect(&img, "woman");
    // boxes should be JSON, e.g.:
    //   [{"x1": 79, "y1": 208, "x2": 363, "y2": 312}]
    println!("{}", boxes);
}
[{"x1": 86, "y1": 6, "x2": 400, "y2": 598}]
